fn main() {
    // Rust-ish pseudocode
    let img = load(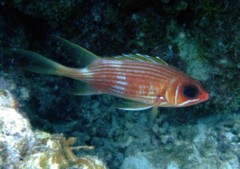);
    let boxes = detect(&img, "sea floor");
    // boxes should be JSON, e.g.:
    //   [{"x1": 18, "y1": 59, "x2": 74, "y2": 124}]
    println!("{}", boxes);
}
[{"x1": 0, "y1": 83, "x2": 239, "y2": 169}]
